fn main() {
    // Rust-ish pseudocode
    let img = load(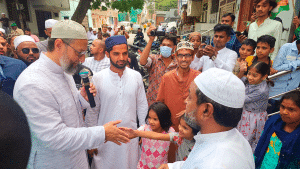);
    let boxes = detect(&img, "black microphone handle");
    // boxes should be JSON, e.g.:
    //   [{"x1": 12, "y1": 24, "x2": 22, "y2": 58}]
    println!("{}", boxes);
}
[{"x1": 84, "y1": 84, "x2": 96, "y2": 108}]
